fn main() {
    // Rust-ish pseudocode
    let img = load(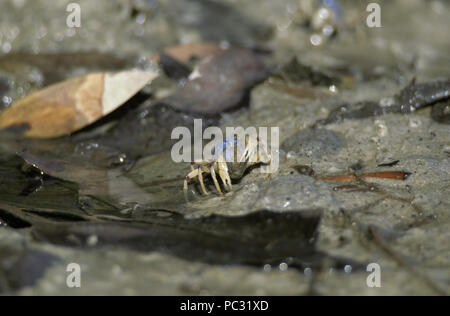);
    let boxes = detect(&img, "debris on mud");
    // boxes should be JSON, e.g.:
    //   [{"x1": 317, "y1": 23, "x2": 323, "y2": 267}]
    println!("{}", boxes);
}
[{"x1": 317, "y1": 80, "x2": 450, "y2": 125}]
